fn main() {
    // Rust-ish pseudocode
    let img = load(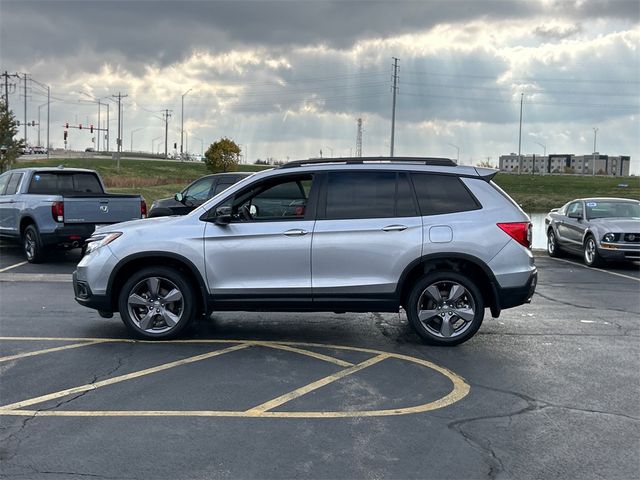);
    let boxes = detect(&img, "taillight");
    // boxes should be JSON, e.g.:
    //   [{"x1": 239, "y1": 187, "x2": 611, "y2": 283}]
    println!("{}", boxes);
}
[
  {"x1": 497, "y1": 222, "x2": 531, "y2": 248},
  {"x1": 141, "y1": 200, "x2": 147, "y2": 218},
  {"x1": 51, "y1": 201, "x2": 64, "y2": 222}
]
